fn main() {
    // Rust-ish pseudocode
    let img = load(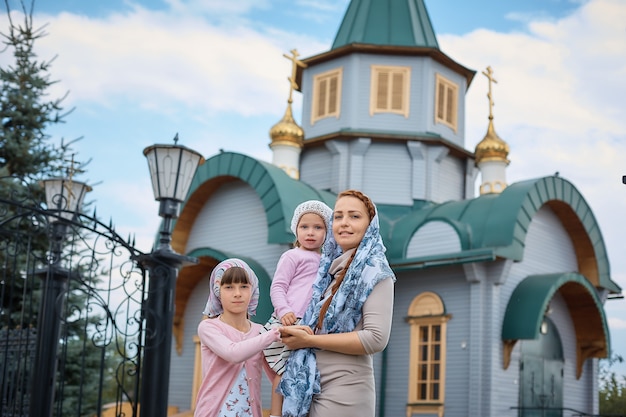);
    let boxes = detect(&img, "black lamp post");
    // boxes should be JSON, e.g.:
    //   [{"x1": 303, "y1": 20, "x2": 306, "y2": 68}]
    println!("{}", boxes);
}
[
  {"x1": 137, "y1": 137, "x2": 204, "y2": 417},
  {"x1": 29, "y1": 178, "x2": 92, "y2": 417}
]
